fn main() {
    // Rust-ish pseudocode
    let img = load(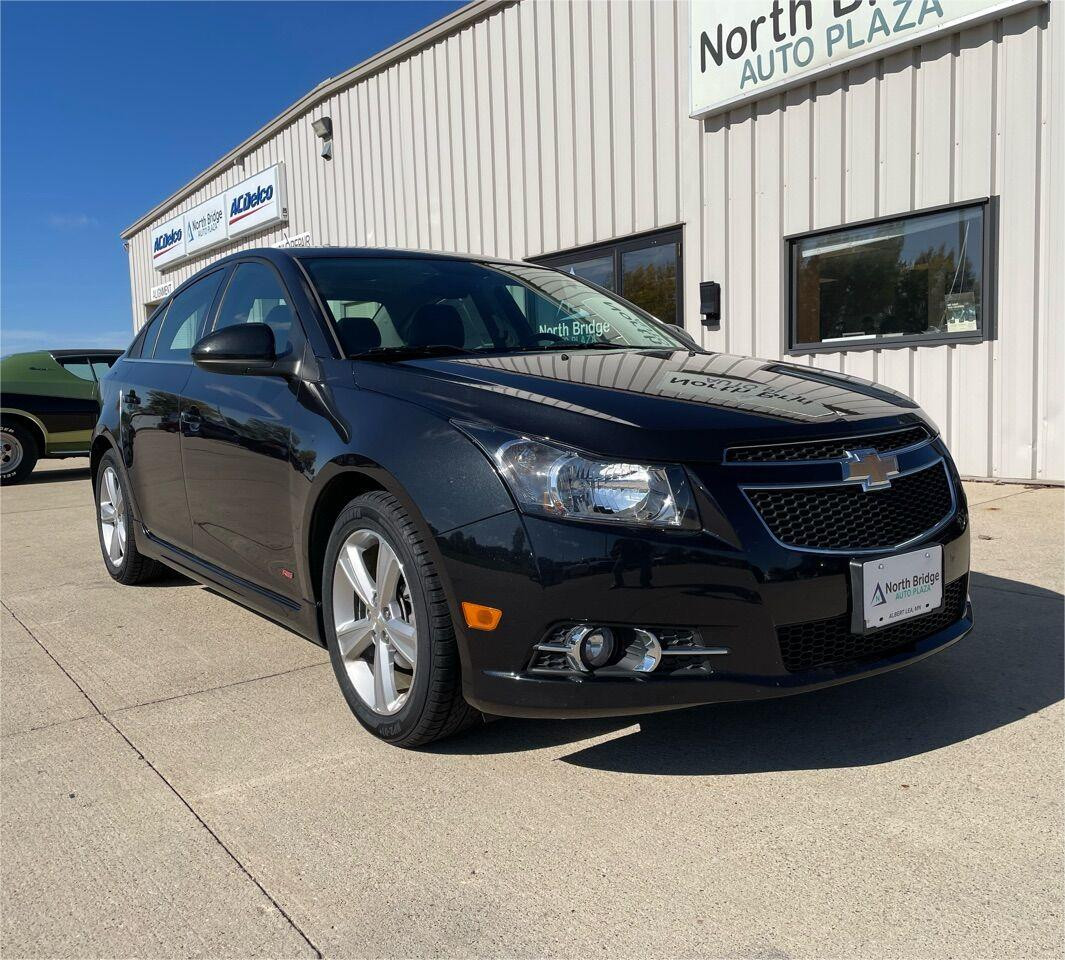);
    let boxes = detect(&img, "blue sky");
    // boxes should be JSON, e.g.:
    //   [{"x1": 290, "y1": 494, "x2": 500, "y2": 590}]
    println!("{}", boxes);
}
[{"x1": 0, "y1": 0, "x2": 462, "y2": 354}]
